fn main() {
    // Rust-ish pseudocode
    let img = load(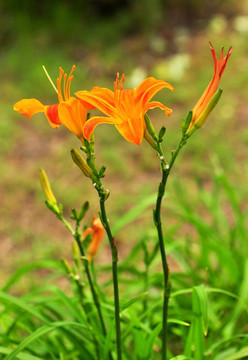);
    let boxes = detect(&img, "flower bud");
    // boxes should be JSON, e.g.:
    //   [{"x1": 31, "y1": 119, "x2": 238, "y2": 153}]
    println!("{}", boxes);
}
[
  {"x1": 71, "y1": 148, "x2": 93, "y2": 178},
  {"x1": 181, "y1": 111, "x2": 193, "y2": 133},
  {"x1": 39, "y1": 168, "x2": 57, "y2": 204},
  {"x1": 158, "y1": 126, "x2": 166, "y2": 142},
  {"x1": 144, "y1": 113, "x2": 158, "y2": 140},
  {"x1": 61, "y1": 258, "x2": 72, "y2": 275},
  {"x1": 72, "y1": 240, "x2": 80, "y2": 269},
  {"x1": 187, "y1": 89, "x2": 223, "y2": 137}
]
